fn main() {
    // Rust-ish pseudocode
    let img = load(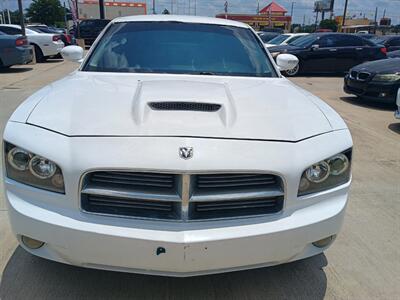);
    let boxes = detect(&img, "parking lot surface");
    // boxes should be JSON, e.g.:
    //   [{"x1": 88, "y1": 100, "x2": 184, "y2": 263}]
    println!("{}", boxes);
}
[{"x1": 0, "y1": 61, "x2": 399, "y2": 299}]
